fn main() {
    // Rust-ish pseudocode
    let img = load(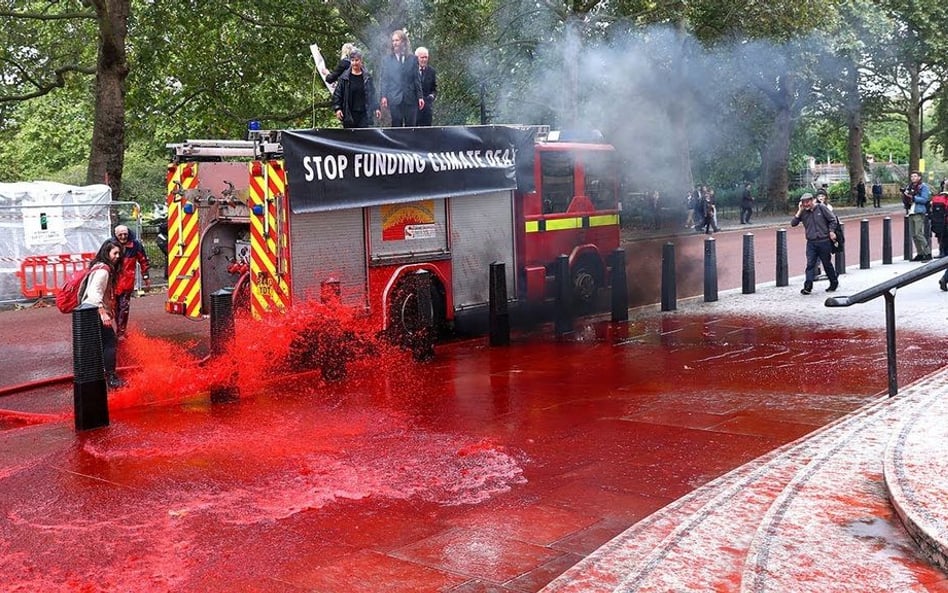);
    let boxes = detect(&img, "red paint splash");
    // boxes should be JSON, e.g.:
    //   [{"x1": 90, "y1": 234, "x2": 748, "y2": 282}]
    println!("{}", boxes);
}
[{"x1": 111, "y1": 298, "x2": 418, "y2": 409}]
